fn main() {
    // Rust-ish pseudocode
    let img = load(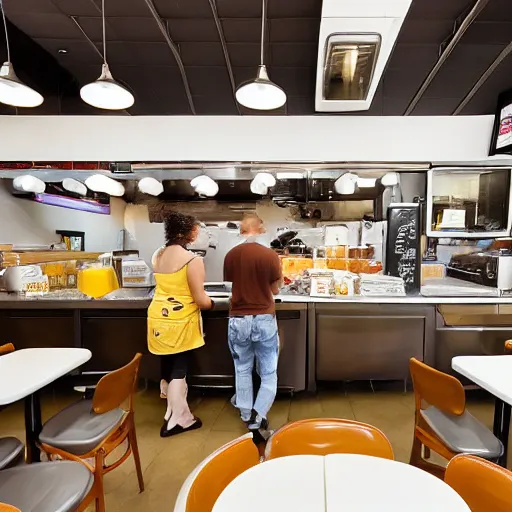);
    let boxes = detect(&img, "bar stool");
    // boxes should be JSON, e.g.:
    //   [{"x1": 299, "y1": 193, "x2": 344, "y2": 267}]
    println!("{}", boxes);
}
[
  {"x1": 0, "y1": 461, "x2": 93, "y2": 512},
  {"x1": 39, "y1": 353, "x2": 144, "y2": 512},
  {"x1": 0, "y1": 438, "x2": 24, "y2": 470},
  {"x1": 409, "y1": 358, "x2": 503, "y2": 478}
]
